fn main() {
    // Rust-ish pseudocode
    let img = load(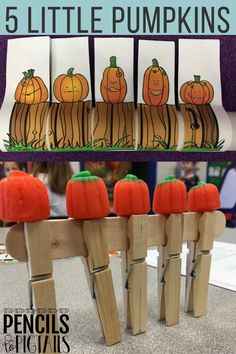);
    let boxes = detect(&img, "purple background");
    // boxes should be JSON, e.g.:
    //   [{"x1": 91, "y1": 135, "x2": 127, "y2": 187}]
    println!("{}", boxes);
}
[{"x1": 0, "y1": 35, "x2": 235, "y2": 160}]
